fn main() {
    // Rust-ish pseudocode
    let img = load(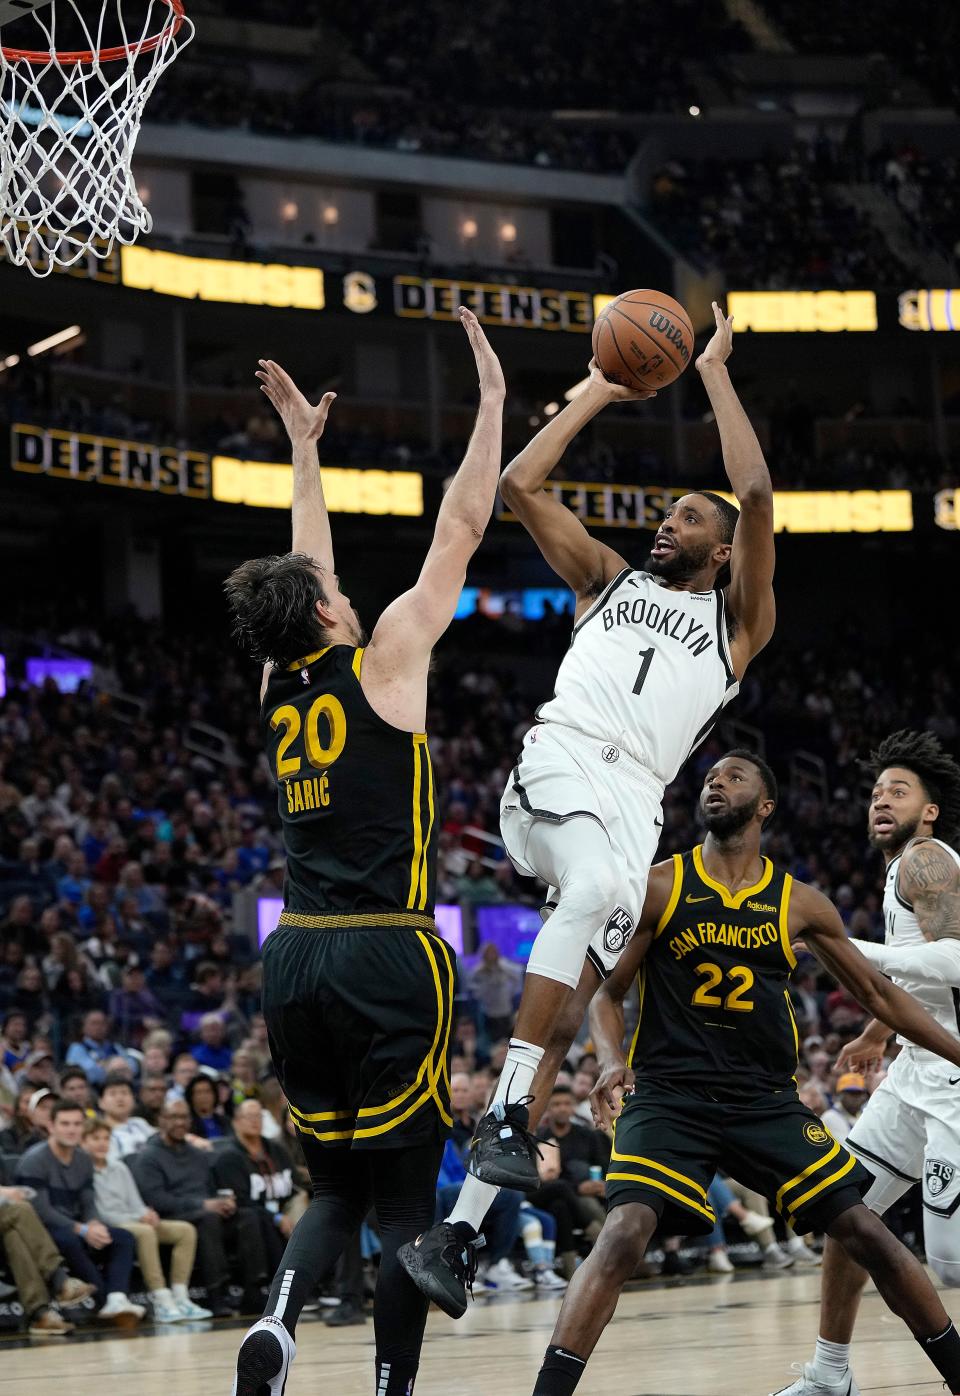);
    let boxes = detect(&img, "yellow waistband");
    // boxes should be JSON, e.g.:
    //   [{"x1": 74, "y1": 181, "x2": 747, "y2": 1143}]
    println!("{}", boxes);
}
[{"x1": 277, "y1": 910, "x2": 437, "y2": 931}]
